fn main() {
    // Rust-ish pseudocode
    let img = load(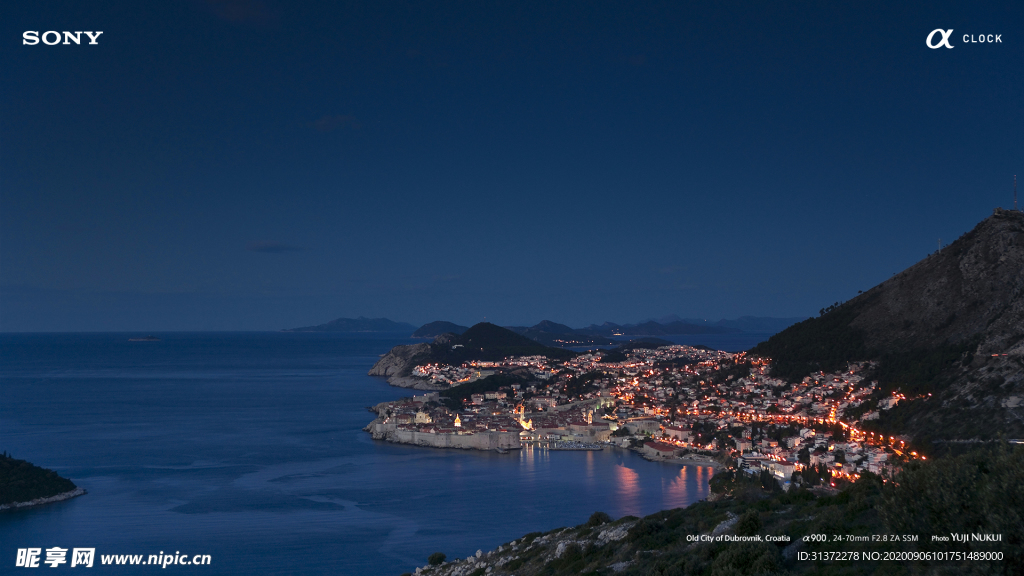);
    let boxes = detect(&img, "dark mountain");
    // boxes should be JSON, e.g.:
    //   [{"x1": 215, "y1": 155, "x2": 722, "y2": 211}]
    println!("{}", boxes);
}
[
  {"x1": 369, "y1": 323, "x2": 574, "y2": 386},
  {"x1": 510, "y1": 320, "x2": 618, "y2": 347},
  {"x1": 581, "y1": 321, "x2": 626, "y2": 333},
  {"x1": 752, "y1": 208, "x2": 1024, "y2": 442},
  {"x1": 284, "y1": 316, "x2": 416, "y2": 332},
  {"x1": 438, "y1": 323, "x2": 574, "y2": 363},
  {"x1": 527, "y1": 320, "x2": 575, "y2": 333},
  {"x1": 412, "y1": 321, "x2": 469, "y2": 338}
]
